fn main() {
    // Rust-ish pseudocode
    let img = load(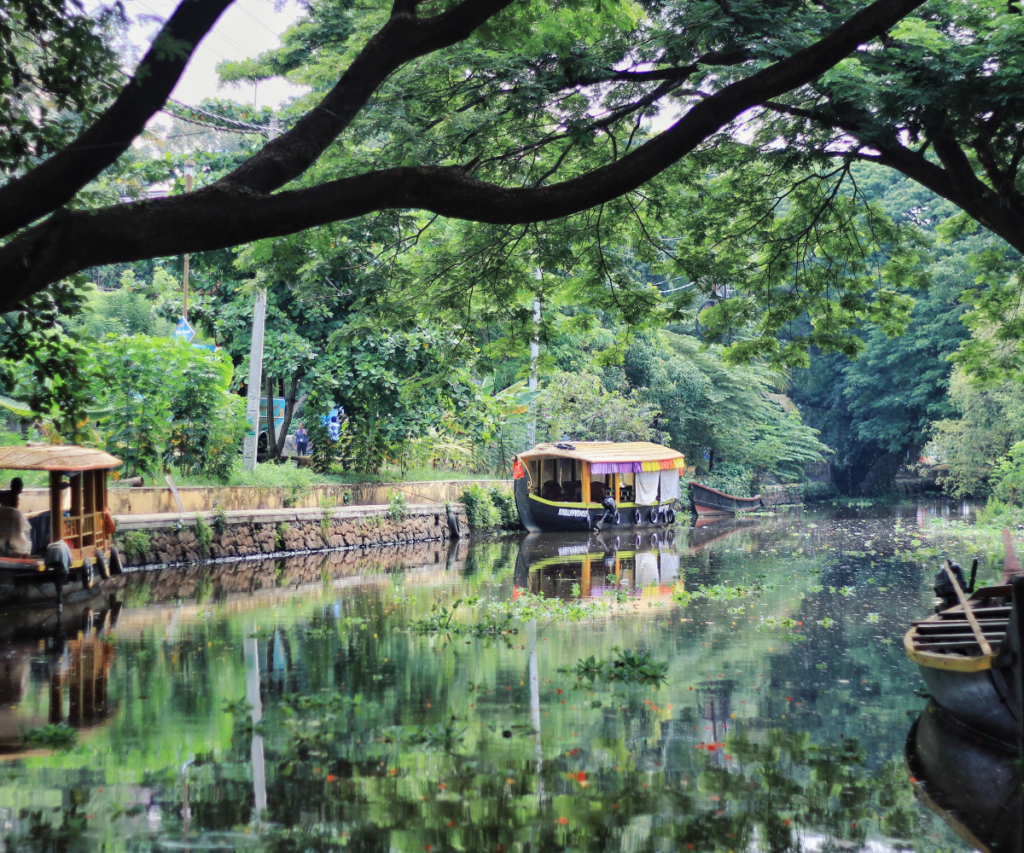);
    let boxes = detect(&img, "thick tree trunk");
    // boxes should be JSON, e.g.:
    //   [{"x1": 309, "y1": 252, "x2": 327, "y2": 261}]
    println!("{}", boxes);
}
[
  {"x1": 275, "y1": 375, "x2": 299, "y2": 458},
  {"x1": 265, "y1": 374, "x2": 279, "y2": 461}
]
